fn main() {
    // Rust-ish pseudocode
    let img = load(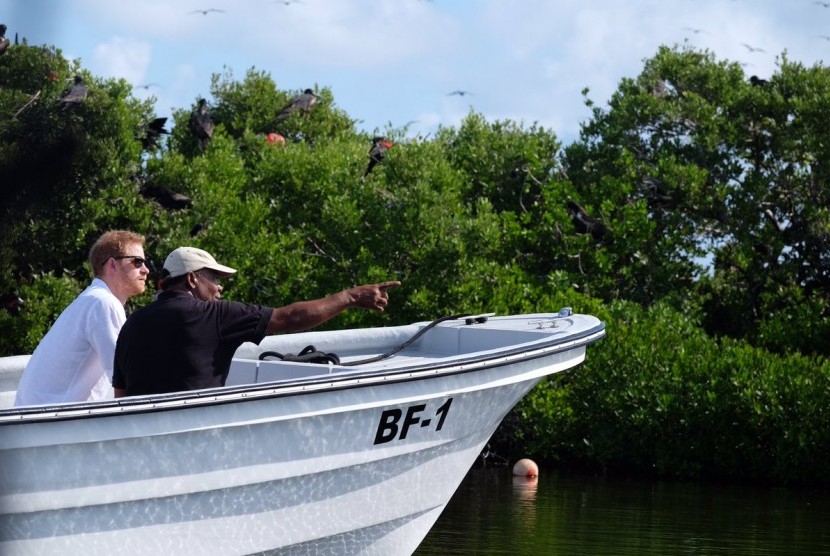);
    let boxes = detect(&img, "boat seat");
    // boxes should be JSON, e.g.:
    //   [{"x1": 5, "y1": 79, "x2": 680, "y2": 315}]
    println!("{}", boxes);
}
[{"x1": 226, "y1": 358, "x2": 344, "y2": 386}]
